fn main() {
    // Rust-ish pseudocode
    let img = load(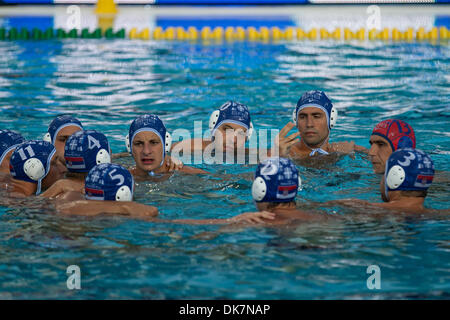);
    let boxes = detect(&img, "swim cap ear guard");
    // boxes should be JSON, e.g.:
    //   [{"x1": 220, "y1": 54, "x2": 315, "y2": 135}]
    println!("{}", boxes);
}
[
  {"x1": 252, "y1": 177, "x2": 267, "y2": 201},
  {"x1": 252, "y1": 157, "x2": 301, "y2": 203},
  {"x1": 96, "y1": 149, "x2": 111, "y2": 165},
  {"x1": 329, "y1": 107, "x2": 338, "y2": 129},
  {"x1": 43, "y1": 132, "x2": 52, "y2": 143},
  {"x1": 252, "y1": 175, "x2": 302, "y2": 202},
  {"x1": 125, "y1": 134, "x2": 130, "y2": 153},
  {"x1": 23, "y1": 158, "x2": 46, "y2": 181},
  {"x1": 165, "y1": 132, "x2": 172, "y2": 154},
  {"x1": 115, "y1": 185, "x2": 133, "y2": 201},
  {"x1": 209, "y1": 110, "x2": 221, "y2": 131},
  {"x1": 386, "y1": 165, "x2": 406, "y2": 190},
  {"x1": 247, "y1": 122, "x2": 254, "y2": 140},
  {"x1": 383, "y1": 148, "x2": 434, "y2": 201}
]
